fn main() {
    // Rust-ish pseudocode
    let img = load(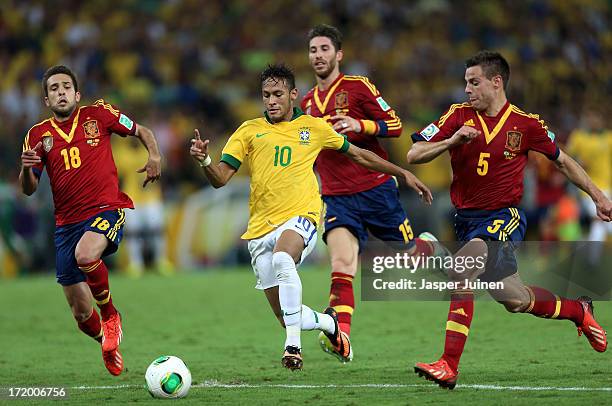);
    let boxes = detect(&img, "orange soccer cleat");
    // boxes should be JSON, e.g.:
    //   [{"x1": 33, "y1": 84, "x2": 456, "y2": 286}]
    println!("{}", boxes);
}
[
  {"x1": 102, "y1": 347, "x2": 124, "y2": 376},
  {"x1": 576, "y1": 296, "x2": 607, "y2": 353},
  {"x1": 101, "y1": 312, "x2": 123, "y2": 352},
  {"x1": 318, "y1": 307, "x2": 353, "y2": 363},
  {"x1": 414, "y1": 358, "x2": 458, "y2": 389}
]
